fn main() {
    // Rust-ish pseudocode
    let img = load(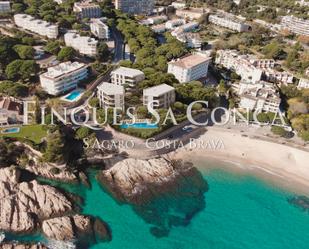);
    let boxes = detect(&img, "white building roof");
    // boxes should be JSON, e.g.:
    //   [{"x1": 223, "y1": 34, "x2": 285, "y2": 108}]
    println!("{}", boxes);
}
[
  {"x1": 41, "y1": 61, "x2": 86, "y2": 79},
  {"x1": 143, "y1": 84, "x2": 175, "y2": 96},
  {"x1": 112, "y1": 67, "x2": 144, "y2": 77},
  {"x1": 97, "y1": 82, "x2": 124, "y2": 95},
  {"x1": 168, "y1": 54, "x2": 211, "y2": 69}
]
